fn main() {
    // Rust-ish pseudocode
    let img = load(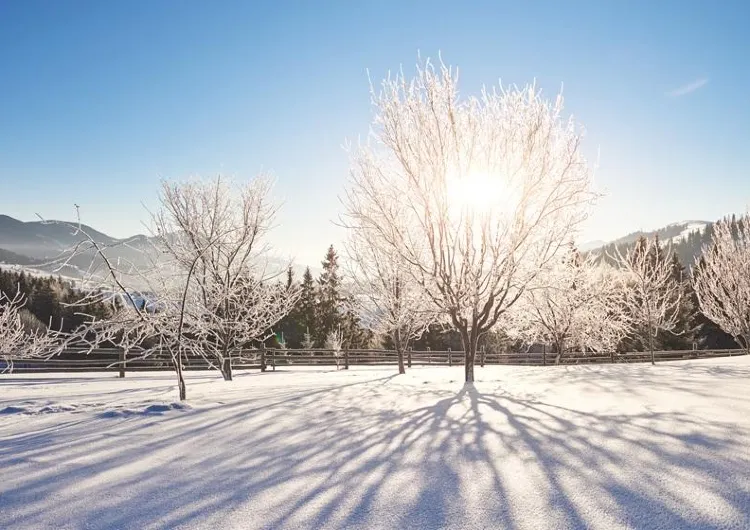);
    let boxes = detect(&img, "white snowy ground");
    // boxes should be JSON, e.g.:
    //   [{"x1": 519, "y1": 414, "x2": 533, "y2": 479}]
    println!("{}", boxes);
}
[{"x1": 2, "y1": 359, "x2": 750, "y2": 530}]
